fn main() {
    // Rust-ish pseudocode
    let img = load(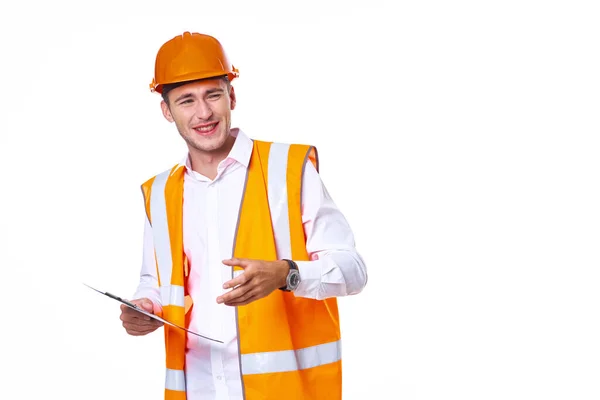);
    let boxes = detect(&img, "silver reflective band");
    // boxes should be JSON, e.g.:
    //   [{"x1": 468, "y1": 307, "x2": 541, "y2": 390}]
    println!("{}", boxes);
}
[
  {"x1": 150, "y1": 170, "x2": 173, "y2": 284},
  {"x1": 267, "y1": 143, "x2": 292, "y2": 260},
  {"x1": 241, "y1": 339, "x2": 341, "y2": 375},
  {"x1": 165, "y1": 368, "x2": 186, "y2": 391},
  {"x1": 160, "y1": 284, "x2": 185, "y2": 307}
]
